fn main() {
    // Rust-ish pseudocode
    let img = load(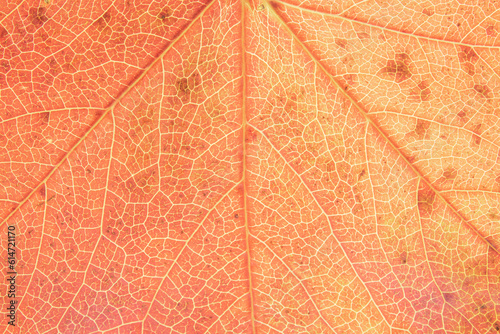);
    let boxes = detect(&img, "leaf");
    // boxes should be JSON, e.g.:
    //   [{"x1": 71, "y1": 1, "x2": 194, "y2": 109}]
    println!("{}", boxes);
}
[{"x1": 1, "y1": 0, "x2": 499, "y2": 332}]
